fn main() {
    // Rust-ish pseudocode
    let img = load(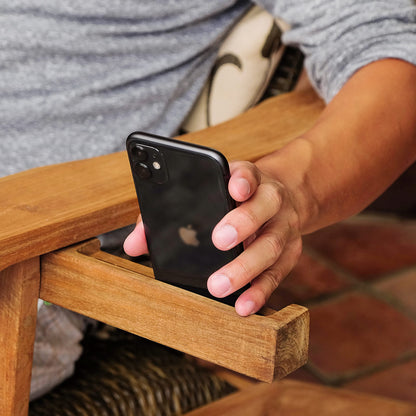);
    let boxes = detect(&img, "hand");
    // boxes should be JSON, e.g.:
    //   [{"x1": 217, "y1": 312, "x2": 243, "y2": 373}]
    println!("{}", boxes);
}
[
  {"x1": 123, "y1": 160, "x2": 303, "y2": 317},
  {"x1": 123, "y1": 215, "x2": 148, "y2": 257},
  {"x1": 207, "y1": 161, "x2": 303, "y2": 316}
]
